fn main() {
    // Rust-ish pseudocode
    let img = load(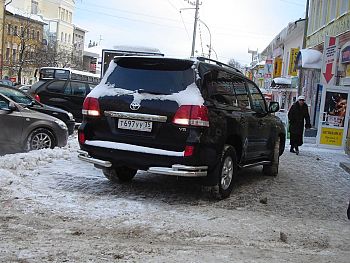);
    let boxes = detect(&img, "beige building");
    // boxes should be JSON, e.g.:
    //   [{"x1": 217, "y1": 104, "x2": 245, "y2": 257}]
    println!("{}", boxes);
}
[
  {"x1": 0, "y1": 0, "x2": 5, "y2": 79},
  {"x1": 9, "y1": 0, "x2": 75, "y2": 50}
]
